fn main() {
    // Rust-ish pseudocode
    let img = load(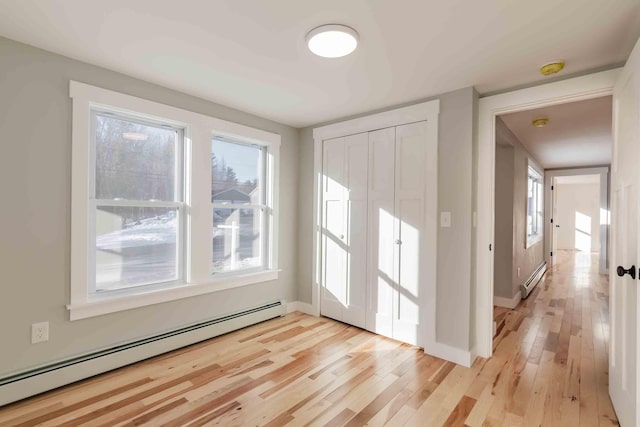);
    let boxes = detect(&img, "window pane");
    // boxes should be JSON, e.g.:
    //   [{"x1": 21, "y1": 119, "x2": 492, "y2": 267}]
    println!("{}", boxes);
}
[
  {"x1": 211, "y1": 137, "x2": 263, "y2": 204},
  {"x1": 212, "y1": 207, "x2": 263, "y2": 273},
  {"x1": 95, "y1": 206, "x2": 178, "y2": 291},
  {"x1": 95, "y1": 113, "x2": 177, "y2": 201}
]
